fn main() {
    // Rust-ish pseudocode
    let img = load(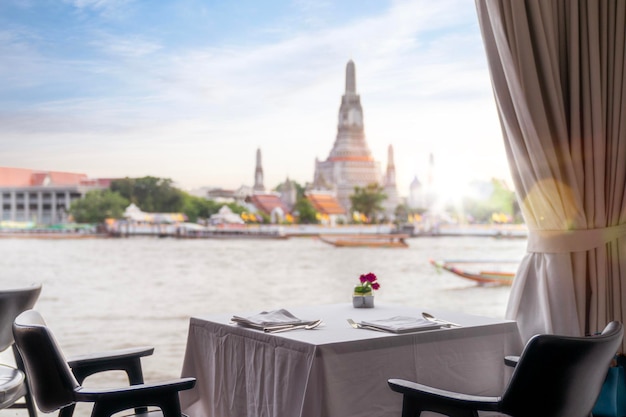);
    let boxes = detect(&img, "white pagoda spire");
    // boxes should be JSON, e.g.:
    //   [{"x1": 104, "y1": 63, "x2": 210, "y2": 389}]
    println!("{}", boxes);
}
[
  {"x1": 384, "y1": 144, "x2": 396, "y2": 187},
  {"x1": 383, "y1": 144, "x2": 399, "y2": 218}
]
